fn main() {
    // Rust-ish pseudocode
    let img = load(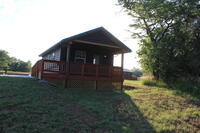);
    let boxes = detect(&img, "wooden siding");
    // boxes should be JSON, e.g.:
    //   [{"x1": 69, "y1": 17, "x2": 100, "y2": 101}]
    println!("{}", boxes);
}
[
  {"x1": 43, "y1": 48, "x2": 61, "y2": 61},
  {"x1": 78, "y1": 31, "x2": 117, "y2": 47}
]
